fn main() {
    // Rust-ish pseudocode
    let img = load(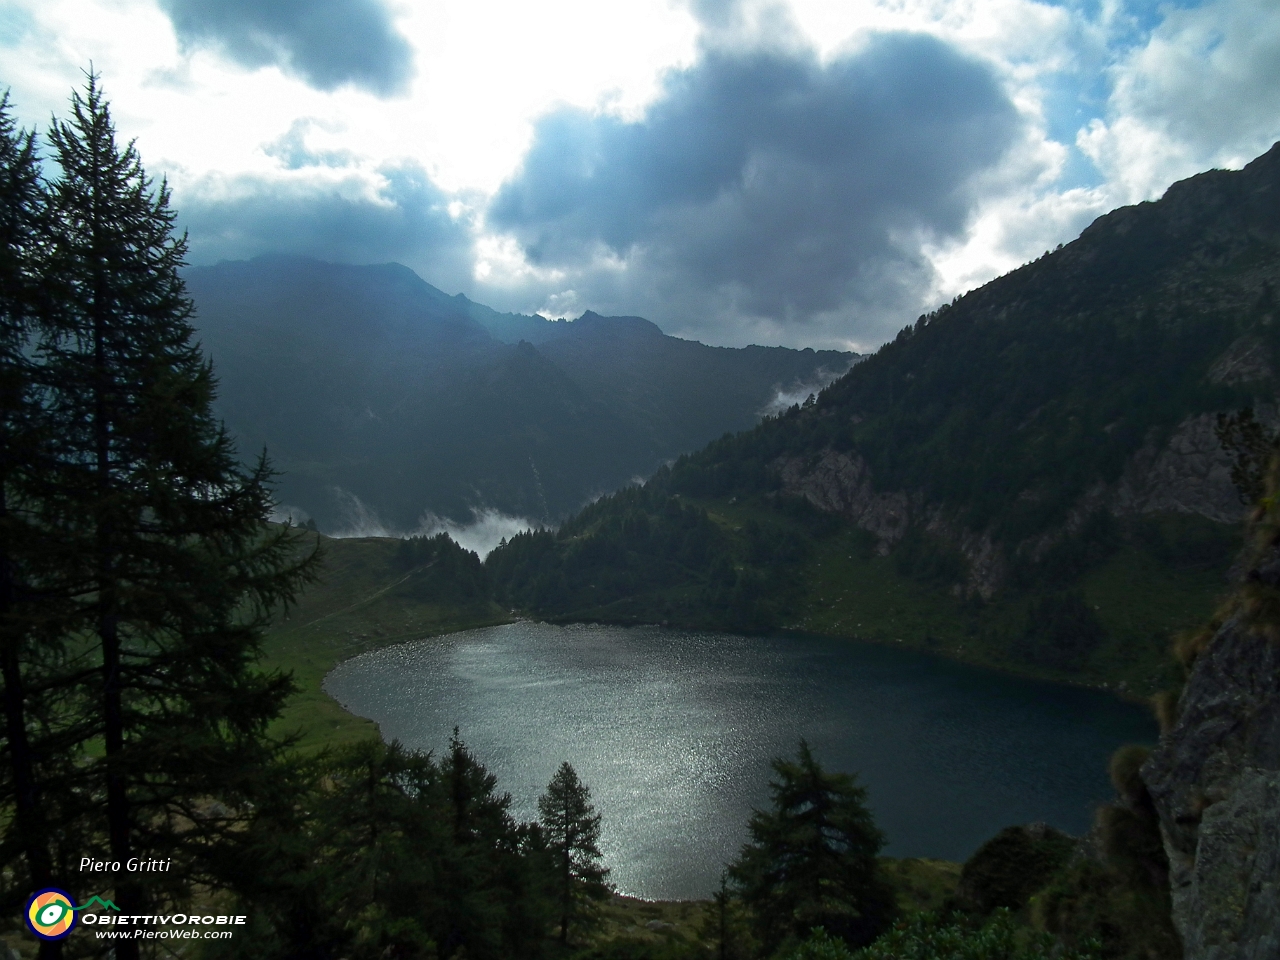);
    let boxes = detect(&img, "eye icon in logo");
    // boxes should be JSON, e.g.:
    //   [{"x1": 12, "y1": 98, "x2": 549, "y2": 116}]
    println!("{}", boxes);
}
[{"x1": 26, "y1": 888, "x2": 77, "y2": 940}]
